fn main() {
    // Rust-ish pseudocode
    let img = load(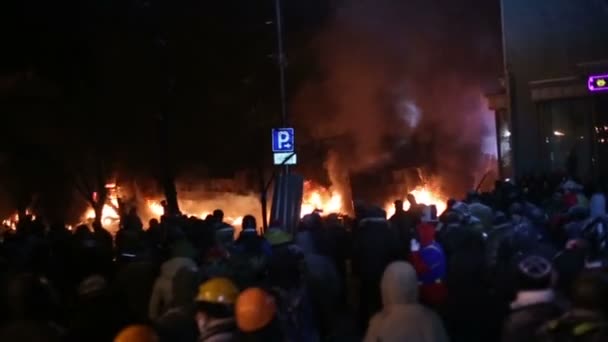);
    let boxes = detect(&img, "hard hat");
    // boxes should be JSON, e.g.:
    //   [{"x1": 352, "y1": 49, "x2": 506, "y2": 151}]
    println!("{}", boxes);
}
[
  {"x1": 236, "y1": 287, "x2": 277, "y2": 332},
  {"x1": 114, "y1": 325, "x2": 158, "y2": 342},
  {"x1": 196, "y1": 277, "x2": 239, "y2": 305}
]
